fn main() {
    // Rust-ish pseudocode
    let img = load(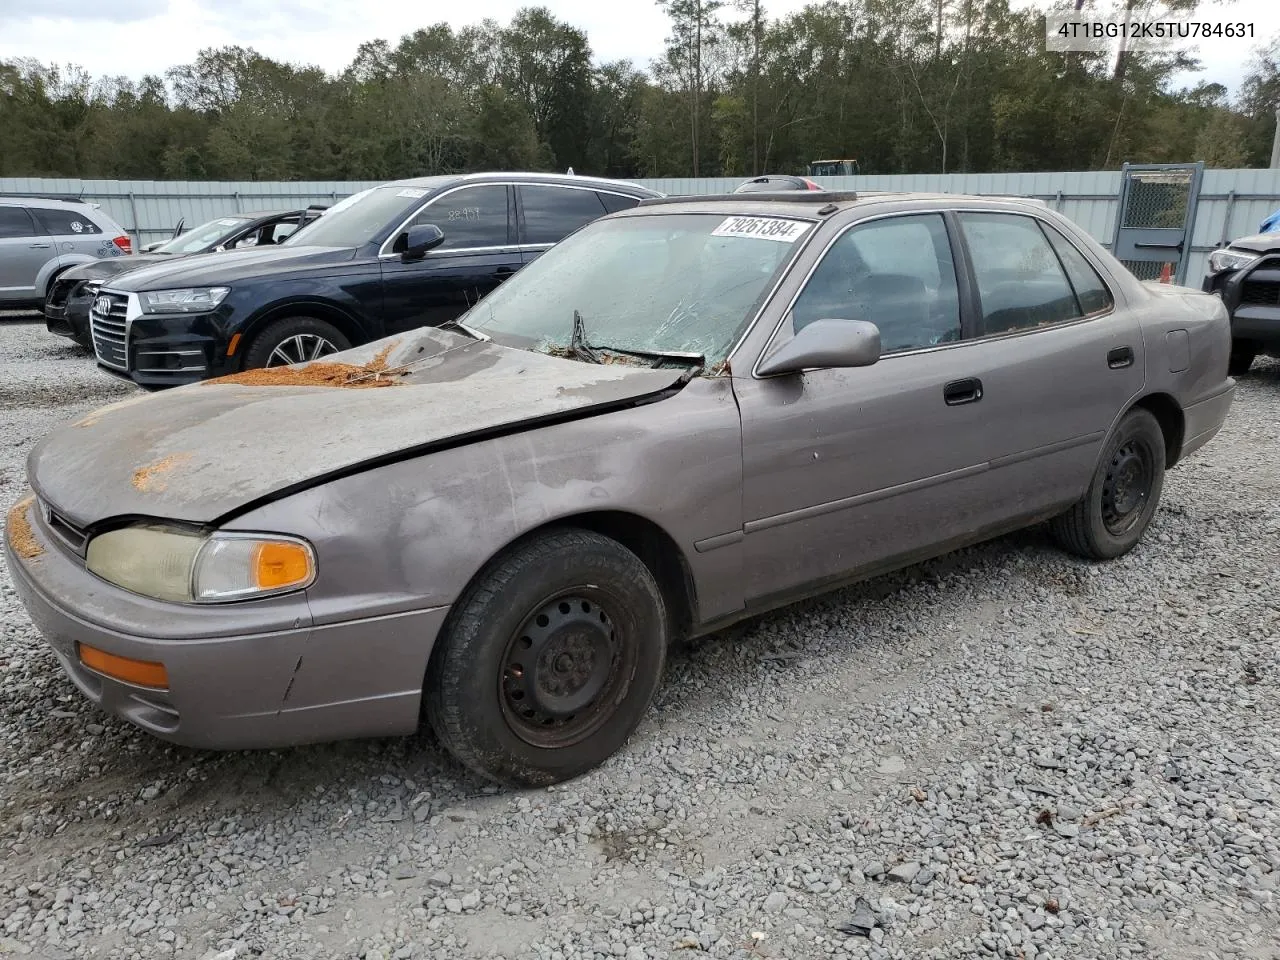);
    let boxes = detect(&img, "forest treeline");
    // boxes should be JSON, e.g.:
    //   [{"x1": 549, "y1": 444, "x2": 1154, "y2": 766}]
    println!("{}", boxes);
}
[{"x1": 1, "y1": 0, "x2": 1278, "y2": 182}]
